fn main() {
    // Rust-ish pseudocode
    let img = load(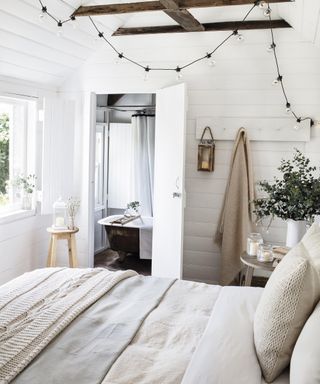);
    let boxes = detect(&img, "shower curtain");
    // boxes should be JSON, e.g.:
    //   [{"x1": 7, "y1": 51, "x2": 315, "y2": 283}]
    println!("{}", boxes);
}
[{"x1": 131, "y1": 115, "x2": 155, "y2": 217}]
